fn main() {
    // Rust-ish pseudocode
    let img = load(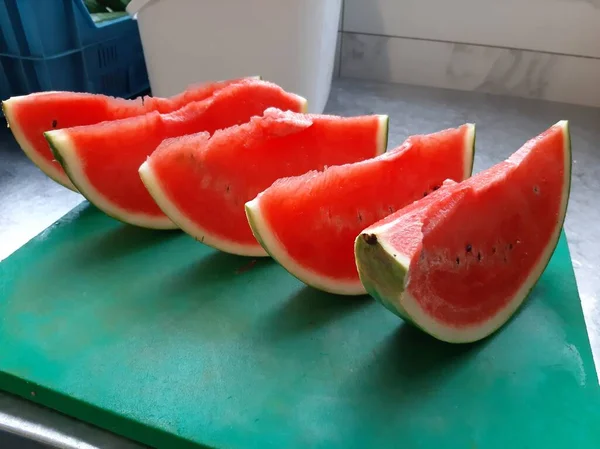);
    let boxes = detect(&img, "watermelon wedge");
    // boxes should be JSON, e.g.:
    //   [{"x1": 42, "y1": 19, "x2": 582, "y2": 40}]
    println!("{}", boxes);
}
[
  {"x1": 1, "y1": 77, "x2": 251, "y2": 191},
  {"x1": 139, "y1": 108, "x2": 389, "y2": 255},
  {"x1": 355, "y1": 121, "x2": 571, "y2": 343},
  {"x1": 245, "y1": 124, "x2": 475, "y2": 295},
  {"x1": 45, "y1": 79, "x2": 306, "y2": 229}
]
